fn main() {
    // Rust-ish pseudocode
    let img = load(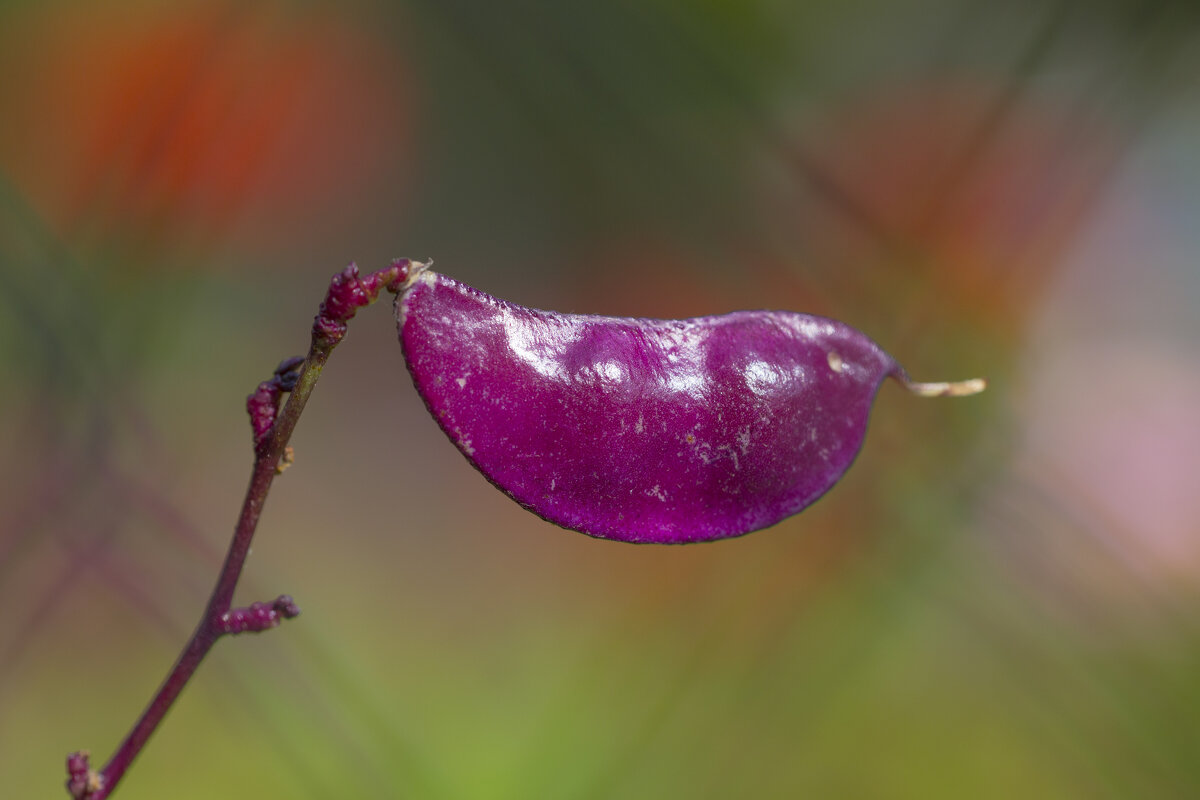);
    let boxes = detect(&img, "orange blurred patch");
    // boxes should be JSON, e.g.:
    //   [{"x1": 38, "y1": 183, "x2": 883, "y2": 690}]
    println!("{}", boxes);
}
[
  {"x1": 792, "y1": 81, "x2": 1121, "y2": 330},
  {"x1": 568, "y1": 239, "x2": 734, "y2": 319},
  {"x1": 0, "y1": 1, "x2": 413, "y2": 257},
  {"x1": 568, "y1": 237, "x2": 840, "y2": 322}
]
